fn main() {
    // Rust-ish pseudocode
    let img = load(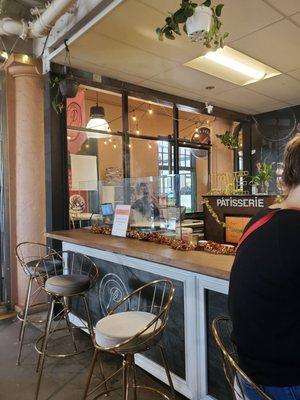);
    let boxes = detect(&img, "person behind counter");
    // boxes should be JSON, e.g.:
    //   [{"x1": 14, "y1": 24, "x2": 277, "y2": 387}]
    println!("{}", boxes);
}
[
  {"x1": 229, "y1": 134, "x2": 300, "y2": 400},
  {"x1": 131, "y1": 182, "x2": 160, "y2": 220}
]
